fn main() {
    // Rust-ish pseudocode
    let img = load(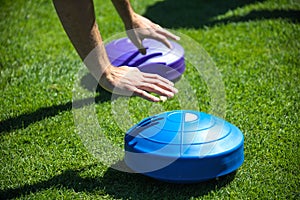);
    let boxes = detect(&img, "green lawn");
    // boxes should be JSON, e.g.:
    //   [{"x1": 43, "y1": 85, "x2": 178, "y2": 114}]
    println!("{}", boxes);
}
[{"x1": 1, "y1": 0, "x2": 299, "y2": 199}]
